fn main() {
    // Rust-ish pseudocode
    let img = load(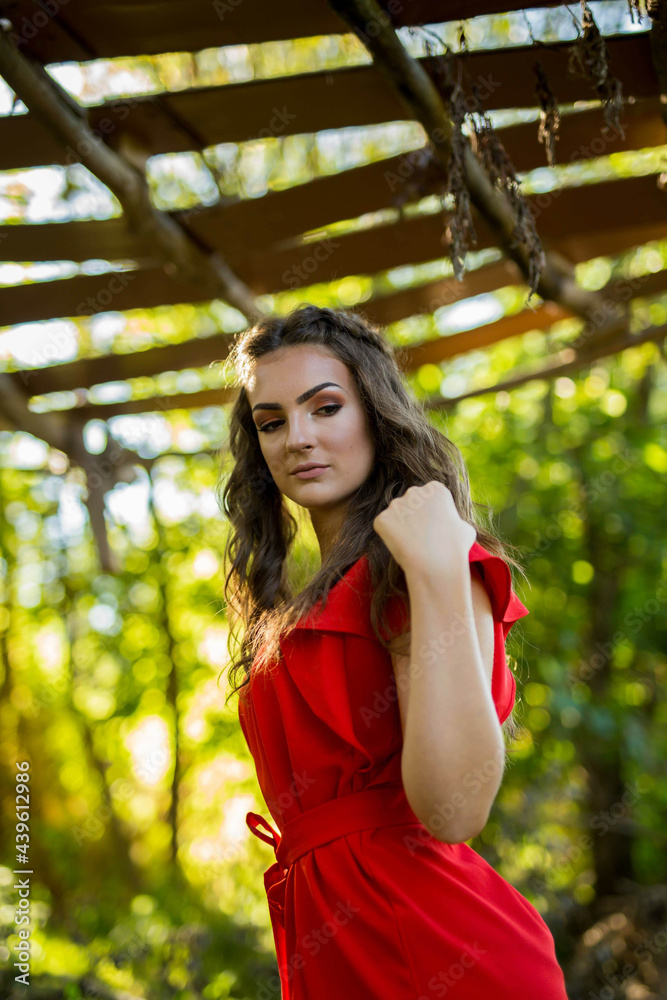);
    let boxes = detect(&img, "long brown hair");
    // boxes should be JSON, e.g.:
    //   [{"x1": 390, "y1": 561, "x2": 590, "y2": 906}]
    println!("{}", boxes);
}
[{"x1": 217, "y1": 304, "x2": 528, "y2": 747}]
